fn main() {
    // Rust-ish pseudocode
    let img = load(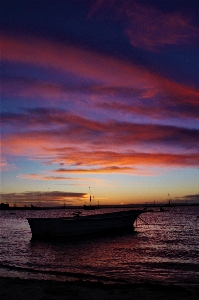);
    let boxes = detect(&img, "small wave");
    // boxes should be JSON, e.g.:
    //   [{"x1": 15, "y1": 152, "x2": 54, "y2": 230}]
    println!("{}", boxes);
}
[
  {"x1": 0, "y1": 263, "x2": 128, "y2": 284},
  {"x1": 140, "y1": 261, "x2": 199, "y2": 273}
]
